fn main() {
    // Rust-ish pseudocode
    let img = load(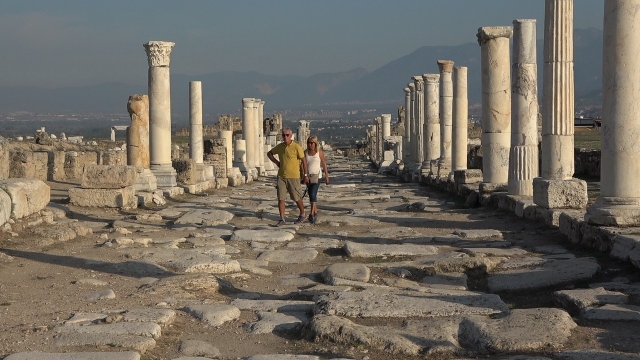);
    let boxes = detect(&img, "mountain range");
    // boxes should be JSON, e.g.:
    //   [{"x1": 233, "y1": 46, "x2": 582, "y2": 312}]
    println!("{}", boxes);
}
[{"x1": 0, "y1": 28, "x2": 603, "y2": 117}]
